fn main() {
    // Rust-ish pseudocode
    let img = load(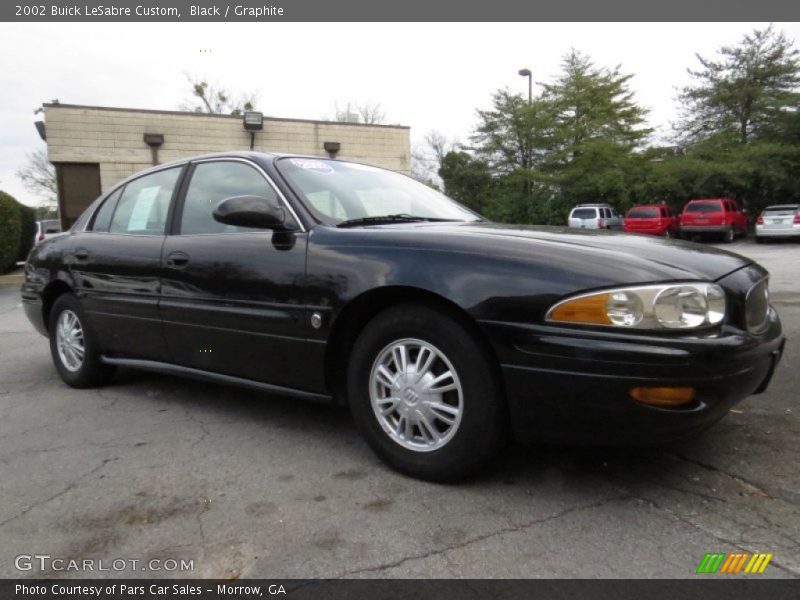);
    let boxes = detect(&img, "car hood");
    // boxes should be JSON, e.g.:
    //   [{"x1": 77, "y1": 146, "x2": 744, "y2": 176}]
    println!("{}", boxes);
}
[{"x1": 393, "y1": 222, "x2": 753, "y2": 283}]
